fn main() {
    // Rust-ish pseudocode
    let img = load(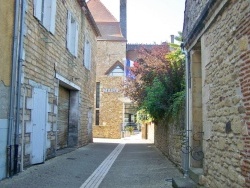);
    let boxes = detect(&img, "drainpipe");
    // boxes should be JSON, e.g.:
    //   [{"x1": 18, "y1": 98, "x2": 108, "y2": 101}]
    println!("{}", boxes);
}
[
  {"x1": 7, "y1": 0, "x2": 21, "y2": 177},
  {"x1": 182, "y1": 46, "x2": 190, "y2": 178},
  {"x1": 20, "y1": 86, "x2": 26, "y2": 172},
  {"x1": 14, "y1": 0, "x2": 26, "y2": 174}
]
